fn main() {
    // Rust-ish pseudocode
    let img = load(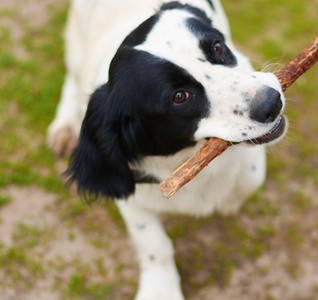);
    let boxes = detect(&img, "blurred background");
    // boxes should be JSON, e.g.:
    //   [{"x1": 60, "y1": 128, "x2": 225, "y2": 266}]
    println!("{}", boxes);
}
[{"x1": 0, "y1": 0, "x2": 317, "y2": 299}]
